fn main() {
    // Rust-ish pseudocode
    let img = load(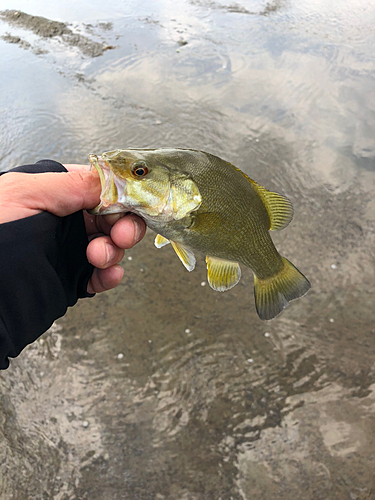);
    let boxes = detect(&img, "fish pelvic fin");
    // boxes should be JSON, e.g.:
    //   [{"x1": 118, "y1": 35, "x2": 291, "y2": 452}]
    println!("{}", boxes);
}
[
  {"x1": 254, "y1": 257, "x2": 311, "y2": 320},
  {"x1": 233, "y1": 167, "x2": 293, "y2": 231},
  {"x1": 206, "y1": 256, "x2": 241, "y2": 292},
  {"x1": 171, "y1": 241, "x2": 196, "y2": 272},
  {"x1": 155, "y1": 234, "x2": 170, "y2": 248}
]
